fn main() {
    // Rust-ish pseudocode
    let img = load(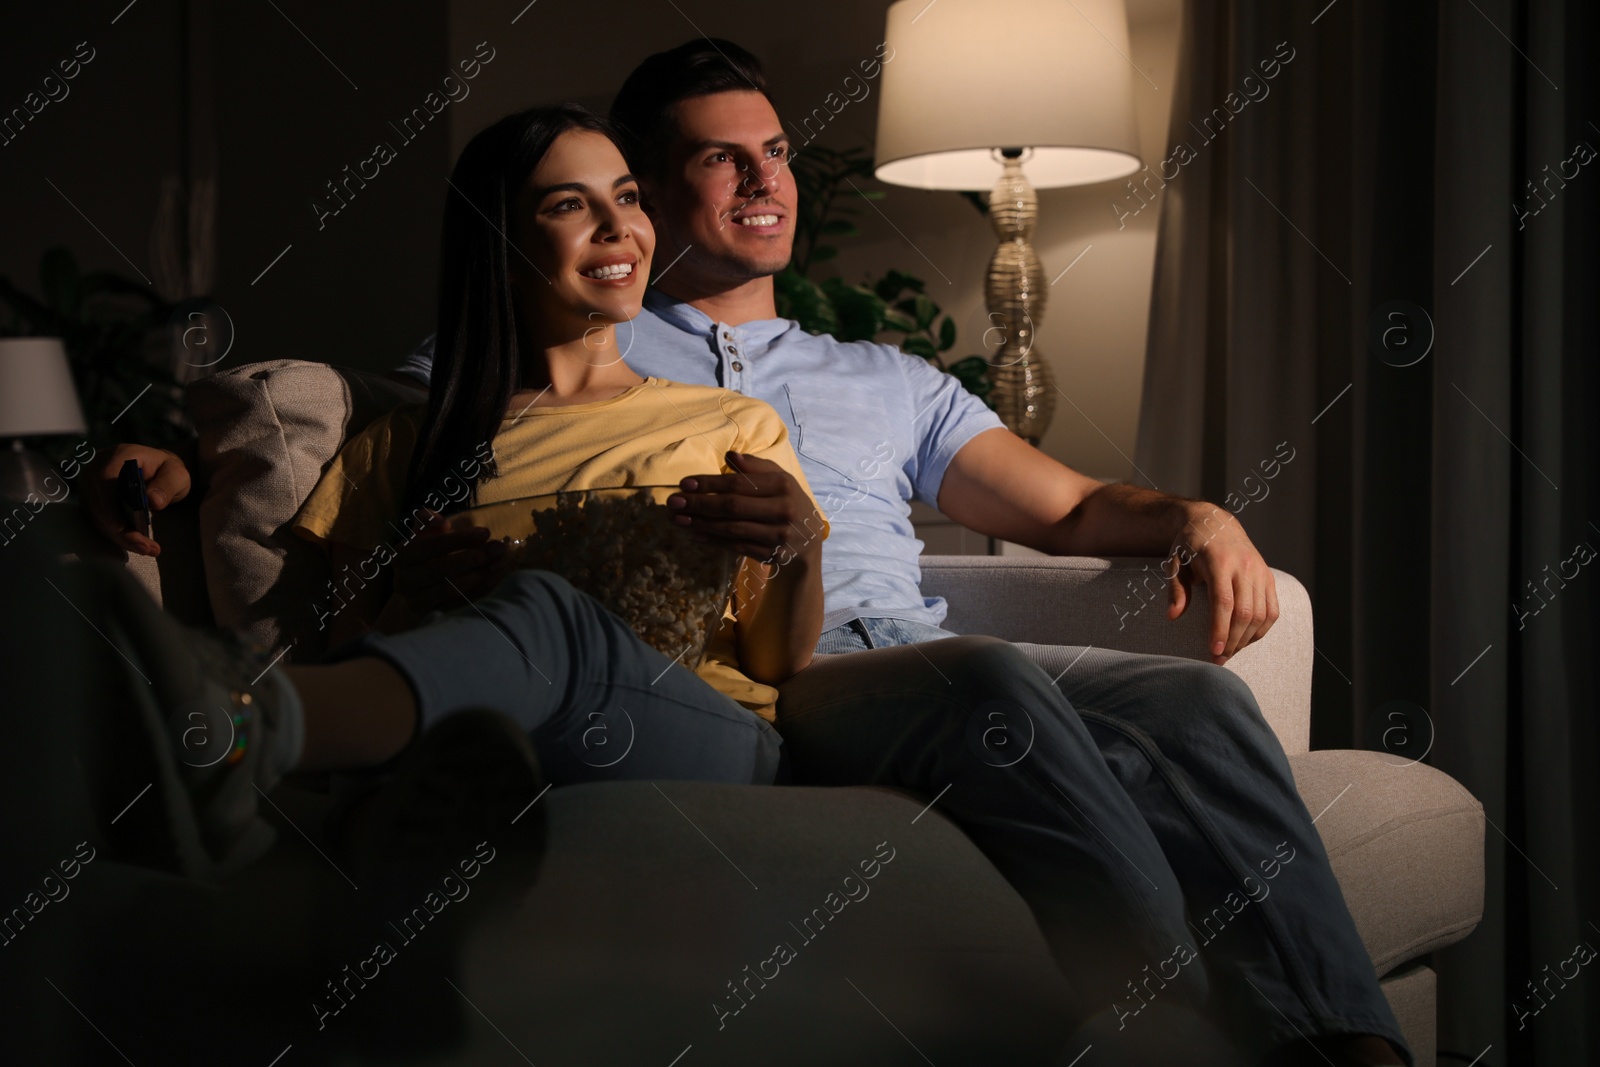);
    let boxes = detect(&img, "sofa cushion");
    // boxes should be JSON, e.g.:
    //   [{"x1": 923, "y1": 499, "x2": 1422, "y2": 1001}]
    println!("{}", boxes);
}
[
  {"x1": 185, "y1": 360, "x2": 425, "y2": 660},
  {"x1": 459, "y1": 780, "x2": 1072, "y2": 1062},
  {"x1": 1289, "y1": 749, "x2": 1485, "y2": 974}
]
